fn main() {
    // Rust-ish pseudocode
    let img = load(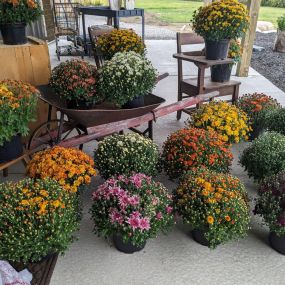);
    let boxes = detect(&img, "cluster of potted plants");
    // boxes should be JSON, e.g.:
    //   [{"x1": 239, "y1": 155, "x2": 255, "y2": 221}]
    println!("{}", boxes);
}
[
  {"x1": 50, "y1": 30, "x2": 157, "y2": 109},
  {"x1": 0, "y1": 0, "x2": 42, "y2": 45},
  {"x1": 0, "y1": 79, "x2": 39, "y2": 163}
]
